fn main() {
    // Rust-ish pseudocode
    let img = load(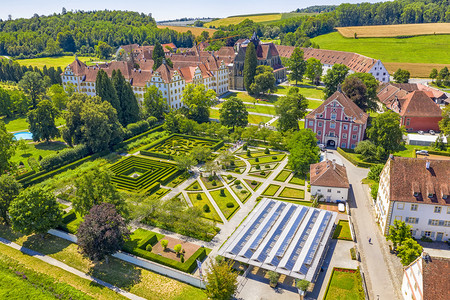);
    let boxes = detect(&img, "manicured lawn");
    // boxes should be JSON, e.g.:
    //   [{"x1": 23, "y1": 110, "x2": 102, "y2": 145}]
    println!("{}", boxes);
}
[
  {"x1": 324, "y1": 268, "x2": 365, "y2": 300},
  {"x1": 247, "y1": 114, "x2": 274, "y2": 124},
  {"x1": 279, "y1": 187, "x2": 305, "y2": 199},
  {"x1": 210, "y1": 189, "x2": 240, "y2": 220},
  {"x1": 238, "y1": 149, "x2": 282, "y2": 159},
  {"x1": 200, "y1": 176, "x2": 224, "y2": 190},
  {"x1": 230, "y1": 183, "x2": 251, "y2": 203},
  {"x1": 185, "y1": 180, "x2": 202, "y2": 191},
  {"x1": 2, "y1": 116, "x2": 65, "y2": 132},
  {"x1": 249, "y1": 162, "x2": 278, "y2": 172},
  {"x1": 333, "y1": 220, "x2": 353, "y2": 241},
  {"x1": 166, "y1": 173, "x2": 189, "y2": 188},
  {"x1": 308, "y1": 99, "x2": 323, "y2": 109},
  {"x1": 289, "y1": 174, "x2": 306, "y2": 186},
  {"x1": 222, "y1": 91, "x2": 278, "y2": 104},
  {"x1": 311, "y1": 32, "x2": 450, "y2": 65},
  {"x1": 15, "y1": 56, "x2": 100, "y2": 69},
  {"x1": 216, "y1": 102, "x2": 276, "y2": 115},
  {"x1": 209, "y1": 108, "x2": 220, "y2": 119},
  {"x1": 276, "y1": 84, "x2": 325, "y2": 99},
  {"x1": 247, "y1": 154, "x2": 286, "y2": 165},
  {"x1": 274, "y1": 169, "x2": 291, "y2": 182},
  {"x1": 262, "y1": 184, "x2": 281, "y2": 196},
  {"x1": 11, "y1": 141, "x2": 68, "y2": 171},
  {"x1": 187, "y1": 192, "x2": 222, "y2": 223},
  {"x1": 244, "y1": 179, "x2": 262, "y2": 191},
  {"x1": 273, "y1": 198, "x2": 313, "y2": 206},
  {"x1": 248, "y1": 170, "x2": 272, "y2": 178},
  {"x1": 0, "y1": 225, "x2": 207, "y2": 300}
]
